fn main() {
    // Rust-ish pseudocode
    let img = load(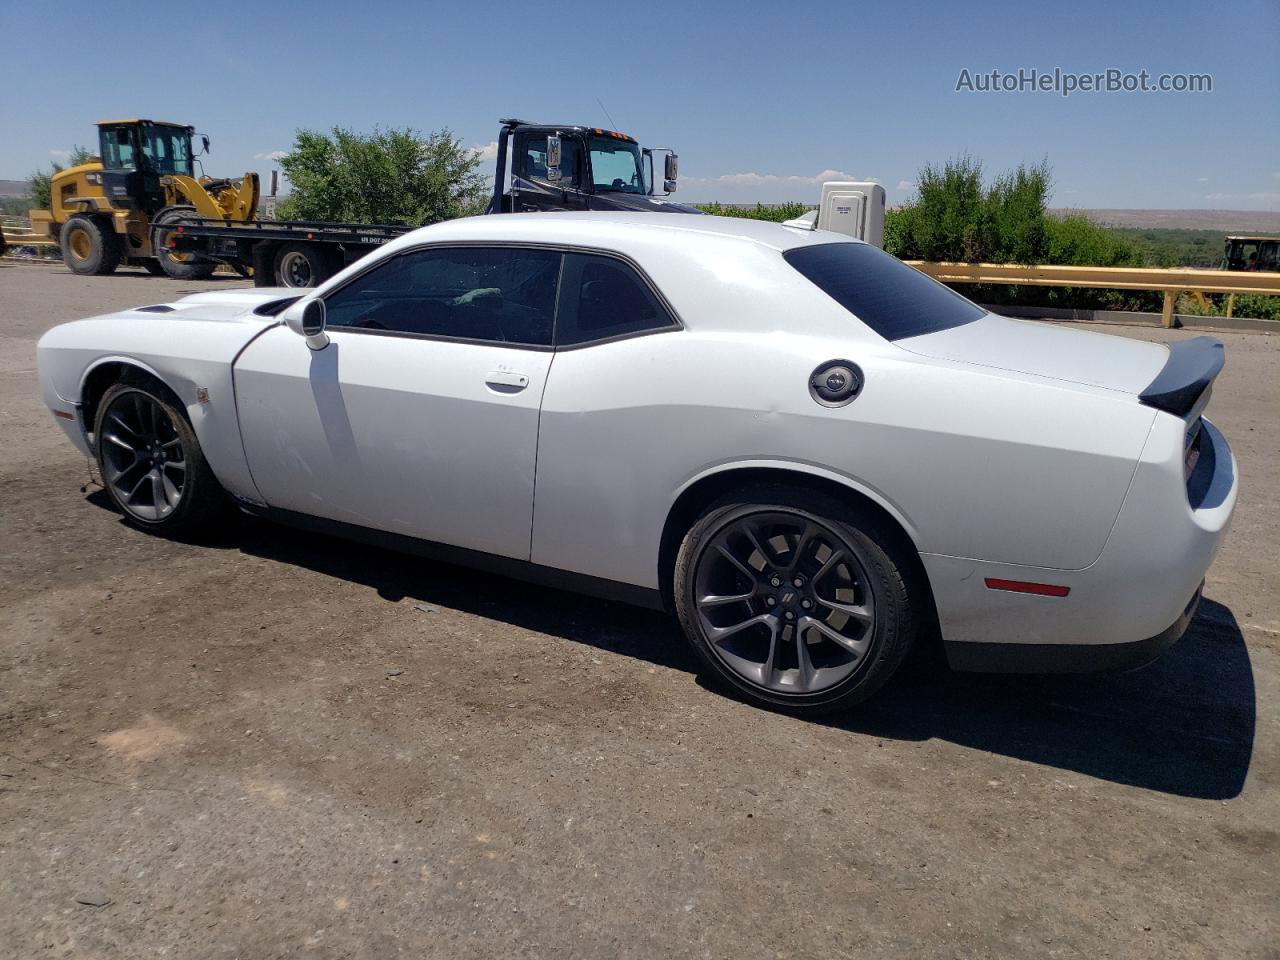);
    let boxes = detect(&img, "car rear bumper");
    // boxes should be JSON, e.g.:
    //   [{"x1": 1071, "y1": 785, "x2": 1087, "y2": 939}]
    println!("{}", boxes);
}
[
  {"x1": 944, "y1": 583, "x2": 1202, "y2": 673},
  {"x1": 925, "y1": 415, "x2": 1236, "y2": 673}
]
